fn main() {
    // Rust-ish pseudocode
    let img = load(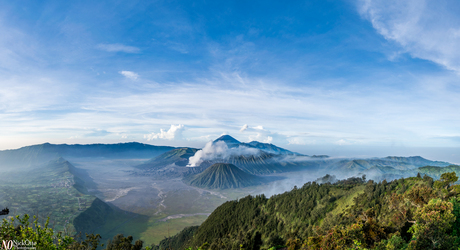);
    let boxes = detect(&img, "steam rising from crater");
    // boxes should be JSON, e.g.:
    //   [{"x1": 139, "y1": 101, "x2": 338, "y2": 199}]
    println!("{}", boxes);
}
[{"x1": 187, "y1": 141, "x2": 260, "y2": 167}]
